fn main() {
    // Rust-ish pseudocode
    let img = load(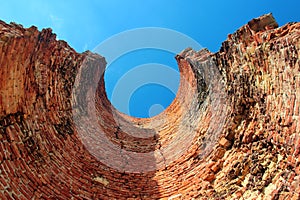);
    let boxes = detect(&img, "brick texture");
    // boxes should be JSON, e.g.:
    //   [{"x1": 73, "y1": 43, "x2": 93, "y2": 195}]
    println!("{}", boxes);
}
[{"x1": 0, "y1": 14, "x2": 299, "y2": 199}]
